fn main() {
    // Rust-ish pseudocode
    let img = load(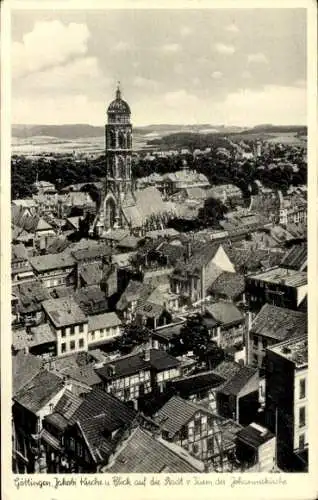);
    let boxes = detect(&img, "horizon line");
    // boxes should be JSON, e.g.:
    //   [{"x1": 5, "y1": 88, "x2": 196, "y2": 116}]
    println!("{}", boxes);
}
[{"x1": 12, "y1": 122, "x2": 307, "y2": 128}]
